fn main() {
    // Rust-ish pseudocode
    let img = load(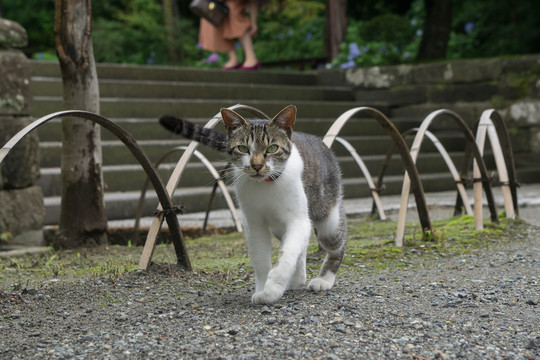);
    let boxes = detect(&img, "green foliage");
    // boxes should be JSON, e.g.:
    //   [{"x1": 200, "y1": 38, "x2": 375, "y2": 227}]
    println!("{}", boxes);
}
[
  {"x1": 267, "y1": 0, "x2": 325, "y2": 22},
  {"x1": 449, "y1": 0, "x2": 540, "y2": 59},
  {"x1": 1, "y1": 231, "x2": 13, "y2": 245},
  {"x1": 332, "y1": 17, "x2": 421, "y2": 68},
  {"x1": 2, "y1": 0, "x2": 539, "y2": 68},
  {"x1": 92, "y1": 0, "x2": 169, "y2": 64},
  {"x1": 254, "y1": 16, "x2": 325, "y2": 64},
  {"x1": 359, "y1": 13, "x2": 415, "y2": 47},
  {"x1": 0, "y1": 0, "x2": 55, "y2": 56},
  {"x1": 331, "y1": 0, "x2": 424, "y2": 68},
  {"x1": 45, "y1": 254, "x2": 57, "y2": 267},
  {"x1": 333, "y1": 0, "x2": 540, "y2": 69}
]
